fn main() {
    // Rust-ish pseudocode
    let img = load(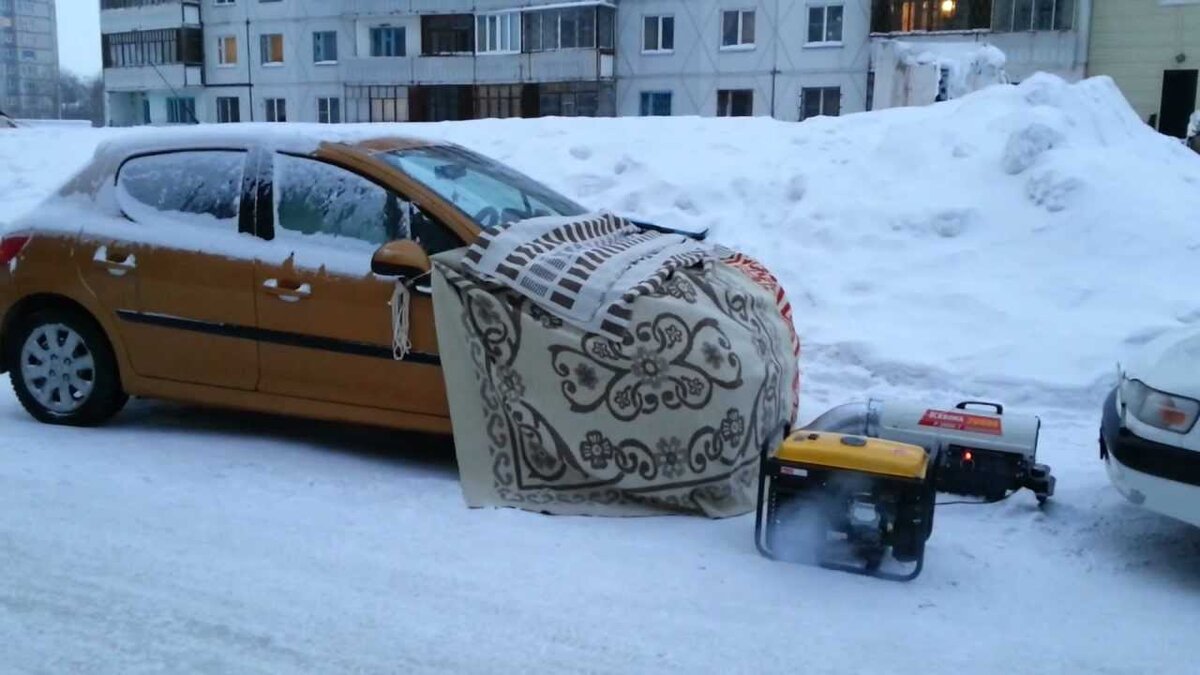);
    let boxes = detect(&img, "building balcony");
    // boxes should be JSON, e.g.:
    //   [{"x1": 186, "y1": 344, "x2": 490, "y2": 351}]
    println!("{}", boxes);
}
[
  {"x1": 101, "y1": 0, "x2": 200, "y2": 34},
  {"x1": 339, "y1": 49, "x2": 613, "y2": 86},
  {"x1": 103, "y1": 64, "x2": 204, "y2": 92}
]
